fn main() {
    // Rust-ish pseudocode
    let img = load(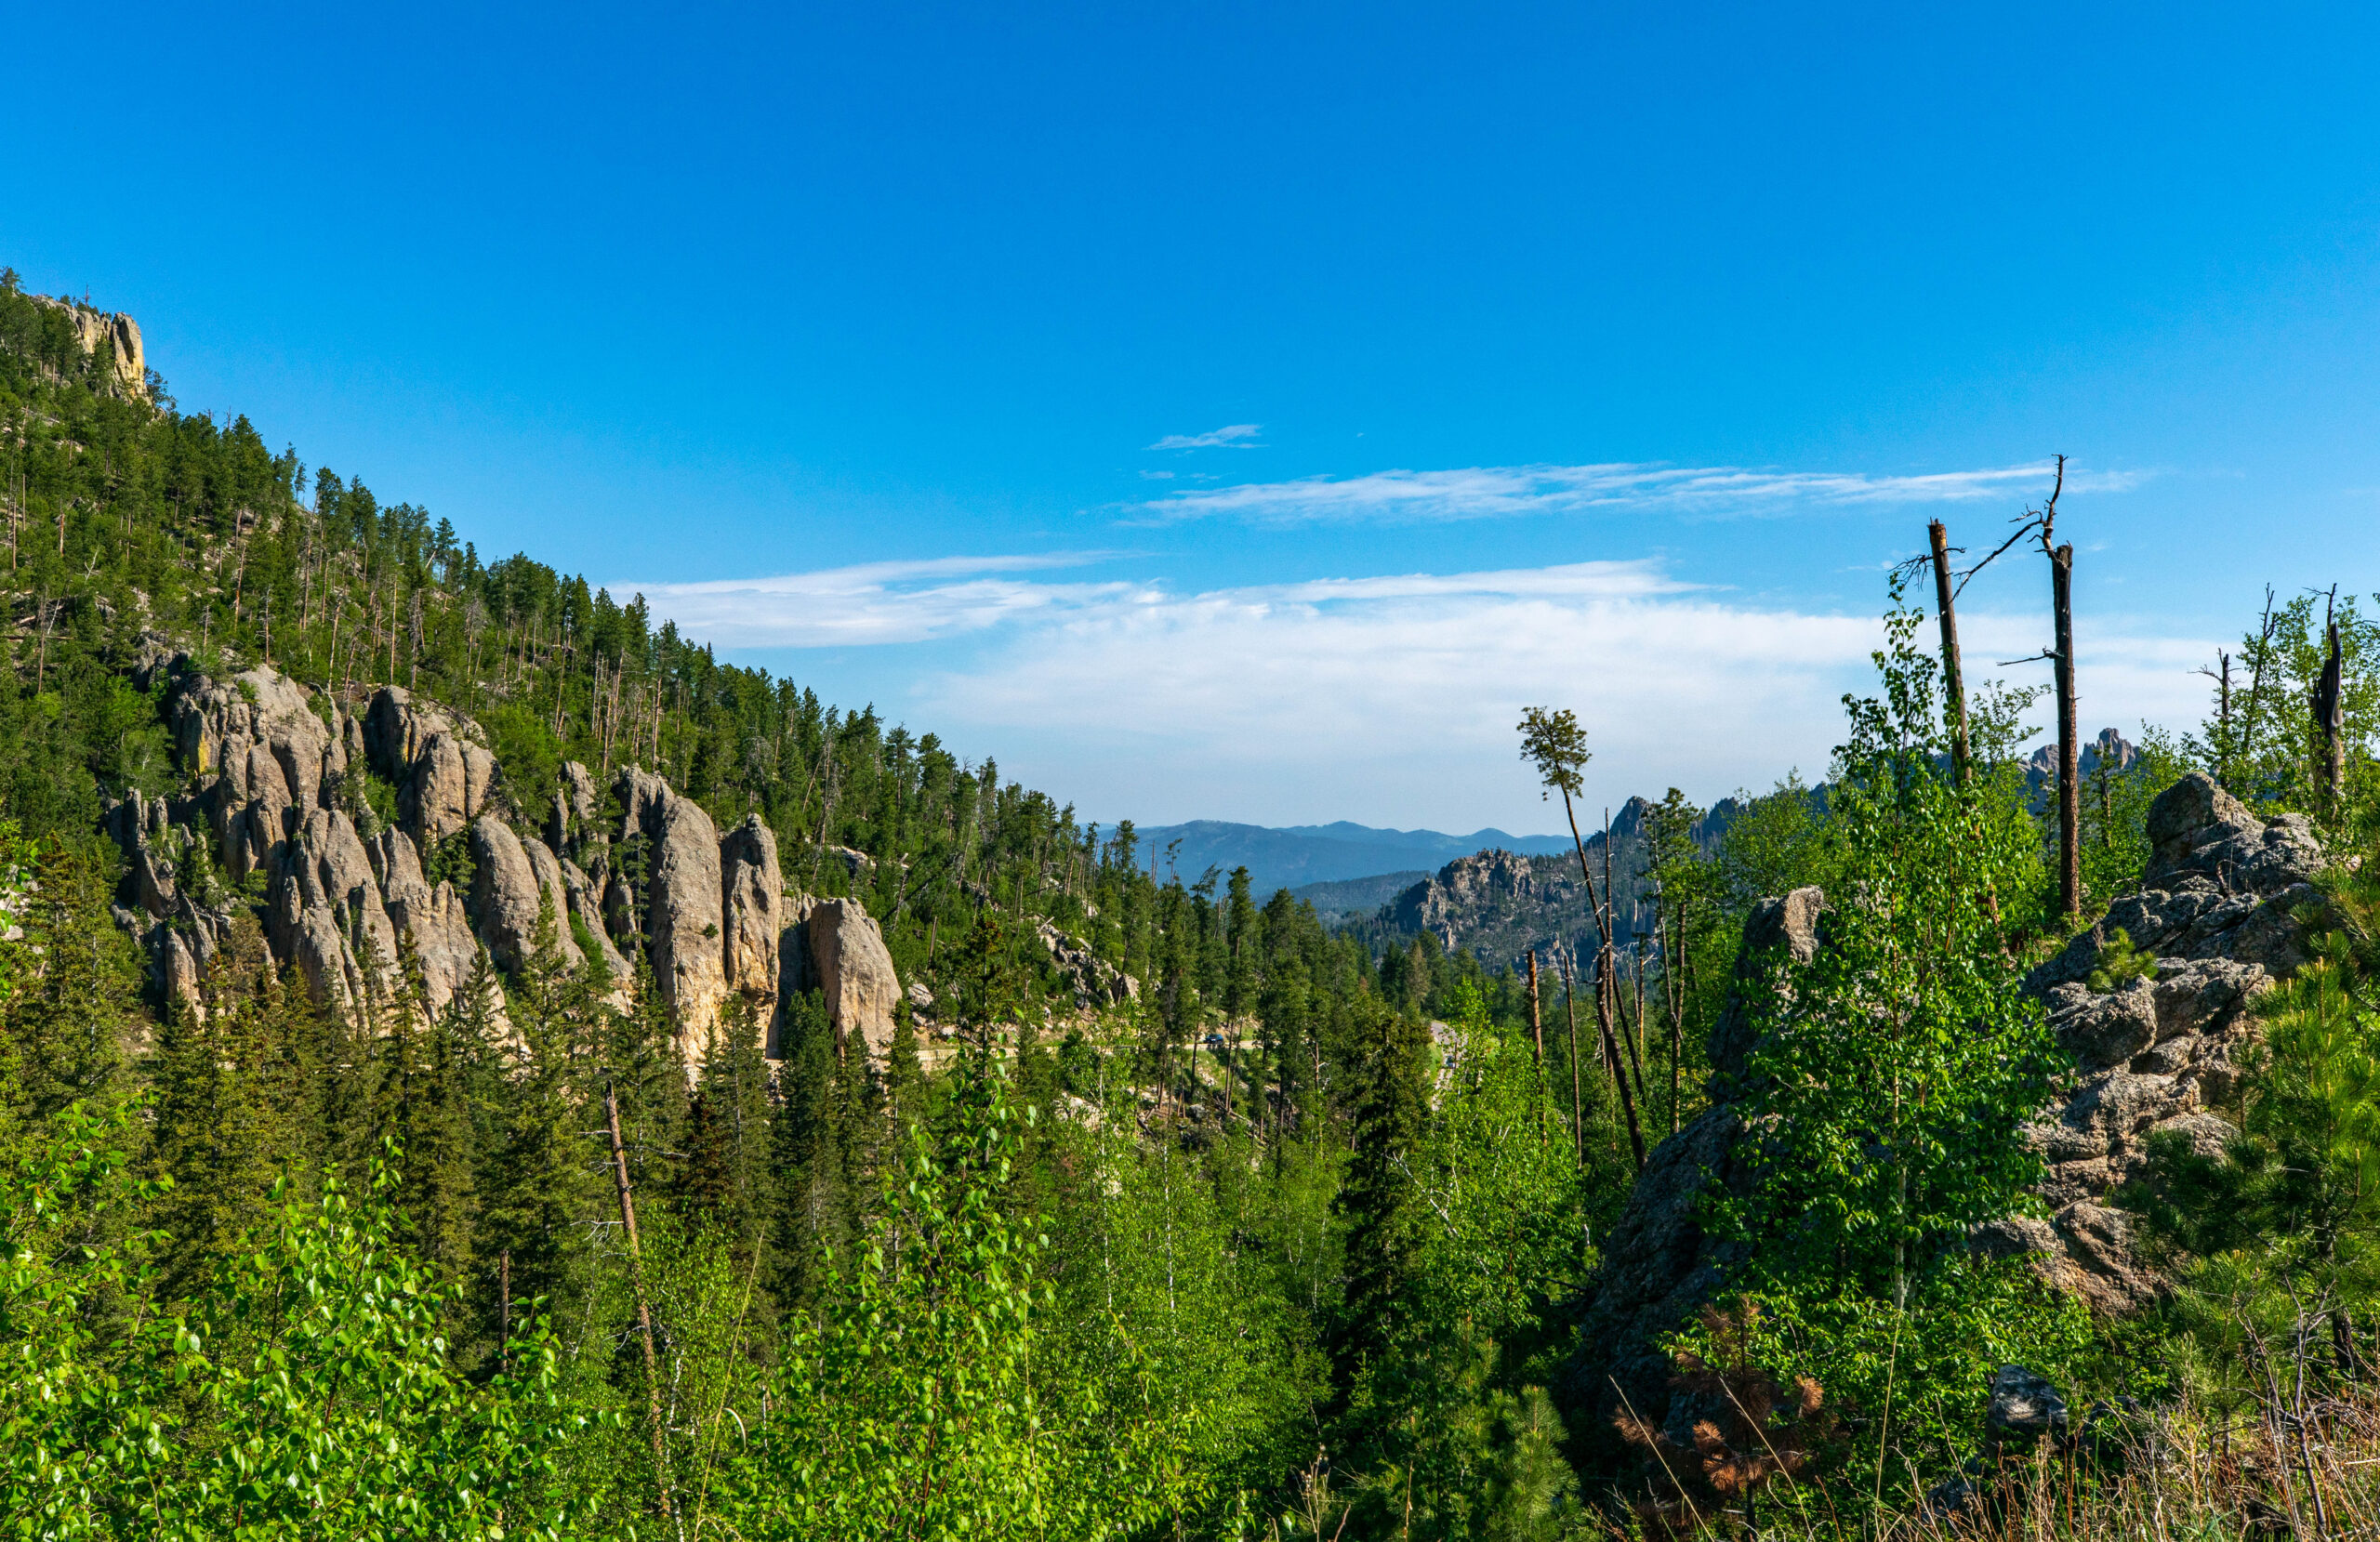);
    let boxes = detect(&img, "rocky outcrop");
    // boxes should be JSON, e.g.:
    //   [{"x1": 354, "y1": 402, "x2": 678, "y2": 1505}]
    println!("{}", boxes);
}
[
  {"x1": 366, "y1": 827, "x2": 483, "y2": 1014},
  {"x1": 107, "y1": 663, "x2": 806, "y2": 1052},
  {"x1": 1567, "y1": 888, "x2": 1824, "y2": 1432},
  {"x1": 1571, "y1": 772, "x2": 2328, "y2": 1437},
  {"x1": 267, "y1": 808, "x2": 401, "y2": 1014},
  {"x1": 548, "y1": 760, "x2": 599, "y2": 853},
  {"x1": 1972, "y1": 773, "x2": 2323, "y2": 1312},
  {"x1": 561, "y1": 855, "x2": 632, "y2": 985},
  {"x1": 614, "y1": 766, "x2": 728, "y2": 1041},
  {"x1": 721, "y1": 816, "x2": 782, "y2": 1003},
  {"x1": 1034, "y1": 918, "x2": 1137, "y2": 1008},
  {"x1": 469, "y1": 815, "x2": 580, "y2": 972},
  {"x1": 1368, "y1": 796, "x2": 1724, "y2": 972},
  {"x1": 168, "y1": 664, "x2": 350, "y2": 885},
  {"x1": 792, "y1": 896, "x2": 901, "y2": 1058},
  {"x1": 33, "y1": 295, "x2": 144, "y2": 395},
  {"x1": 364, "y1": 689, "x2": 496, "y2": 847}
]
